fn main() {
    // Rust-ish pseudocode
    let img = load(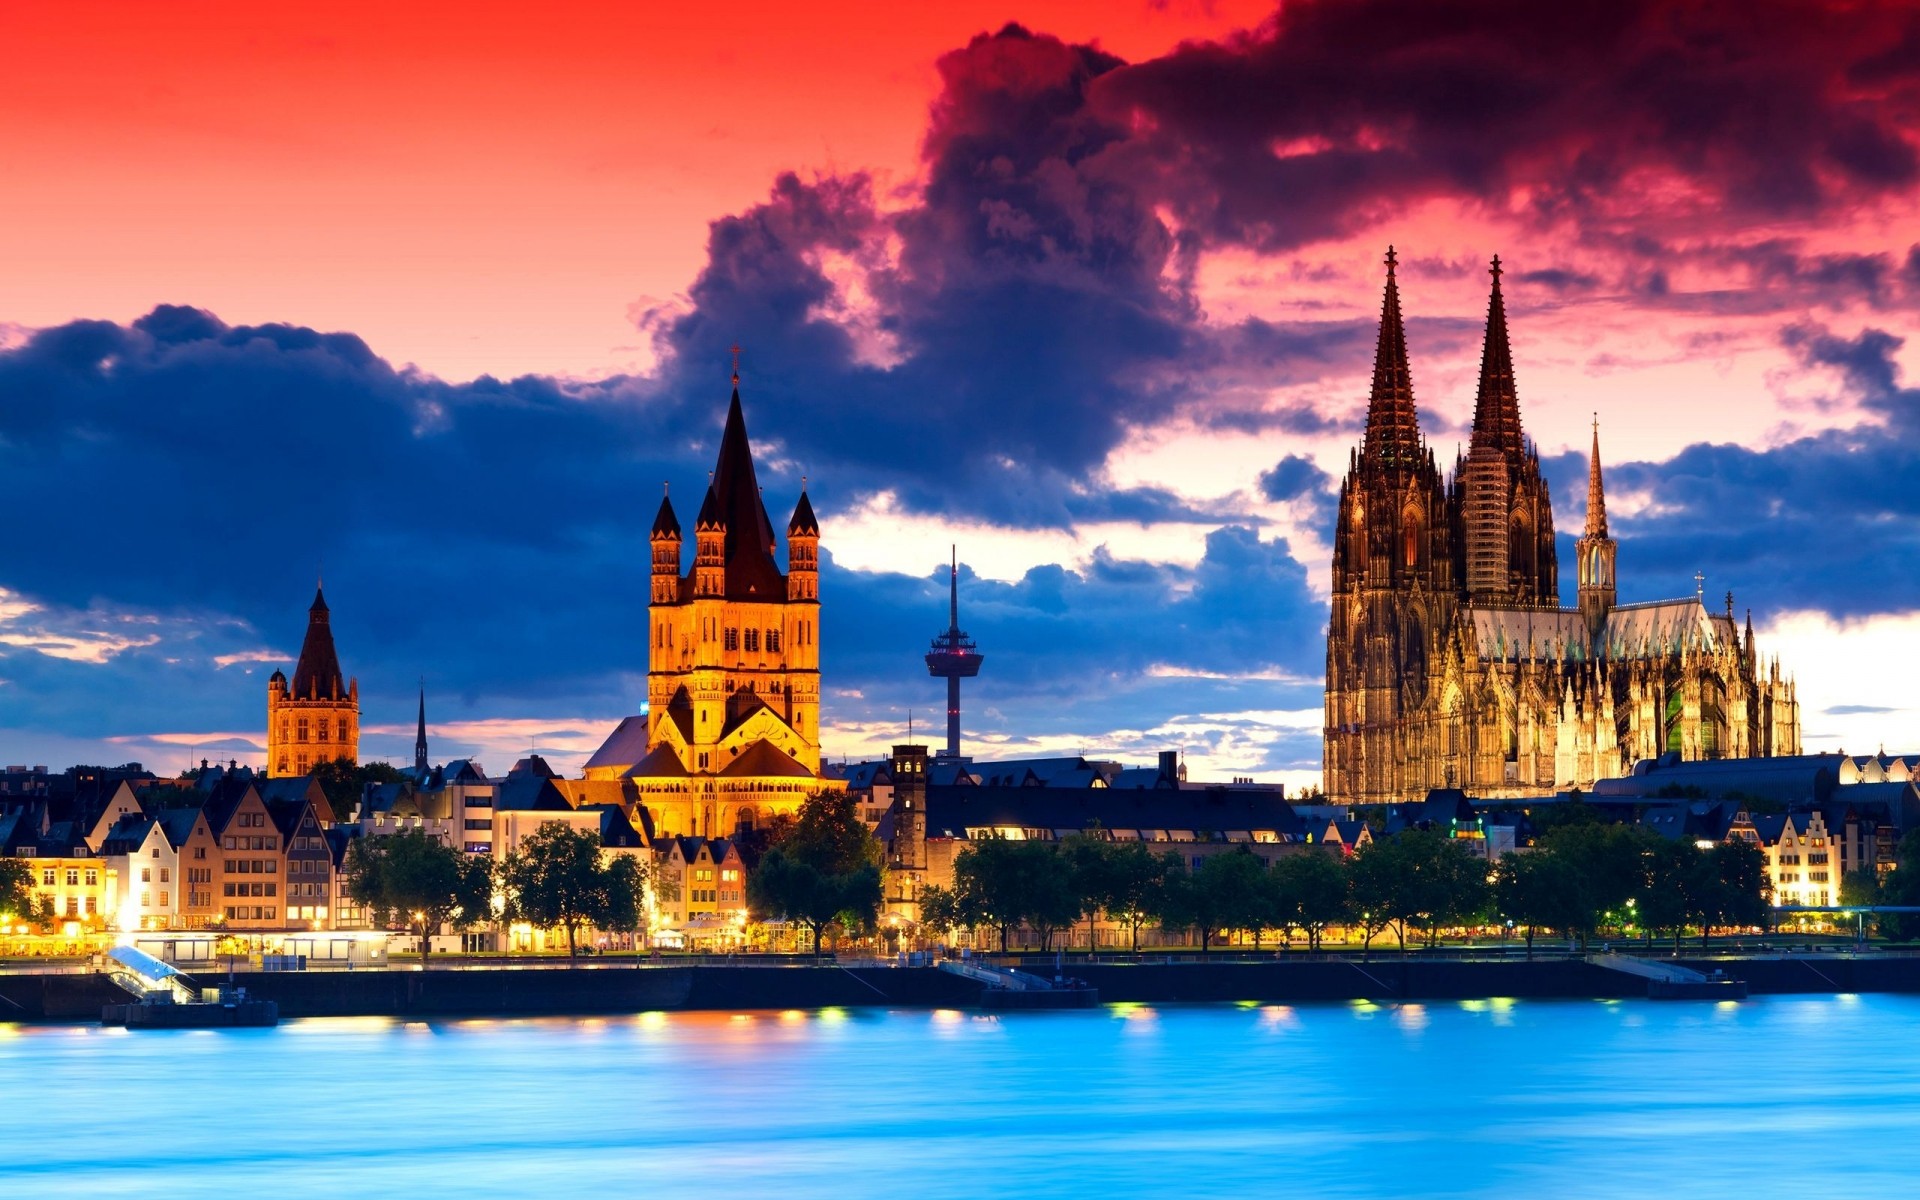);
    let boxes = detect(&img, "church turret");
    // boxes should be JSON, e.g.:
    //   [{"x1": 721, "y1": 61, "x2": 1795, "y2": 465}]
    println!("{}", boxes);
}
[
  {"x1": 693, "y1": 484, "x2": 724, "y2": 598},
  {"x1": 787, "y1": 487, "x2": 818, "y2": 601},
  {"x1": 1576, "y1": 417, "x2": 1617, "y2": 638},
  {"x1": 651, "y1": 487, "x2": 683, "y2": 605}
]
